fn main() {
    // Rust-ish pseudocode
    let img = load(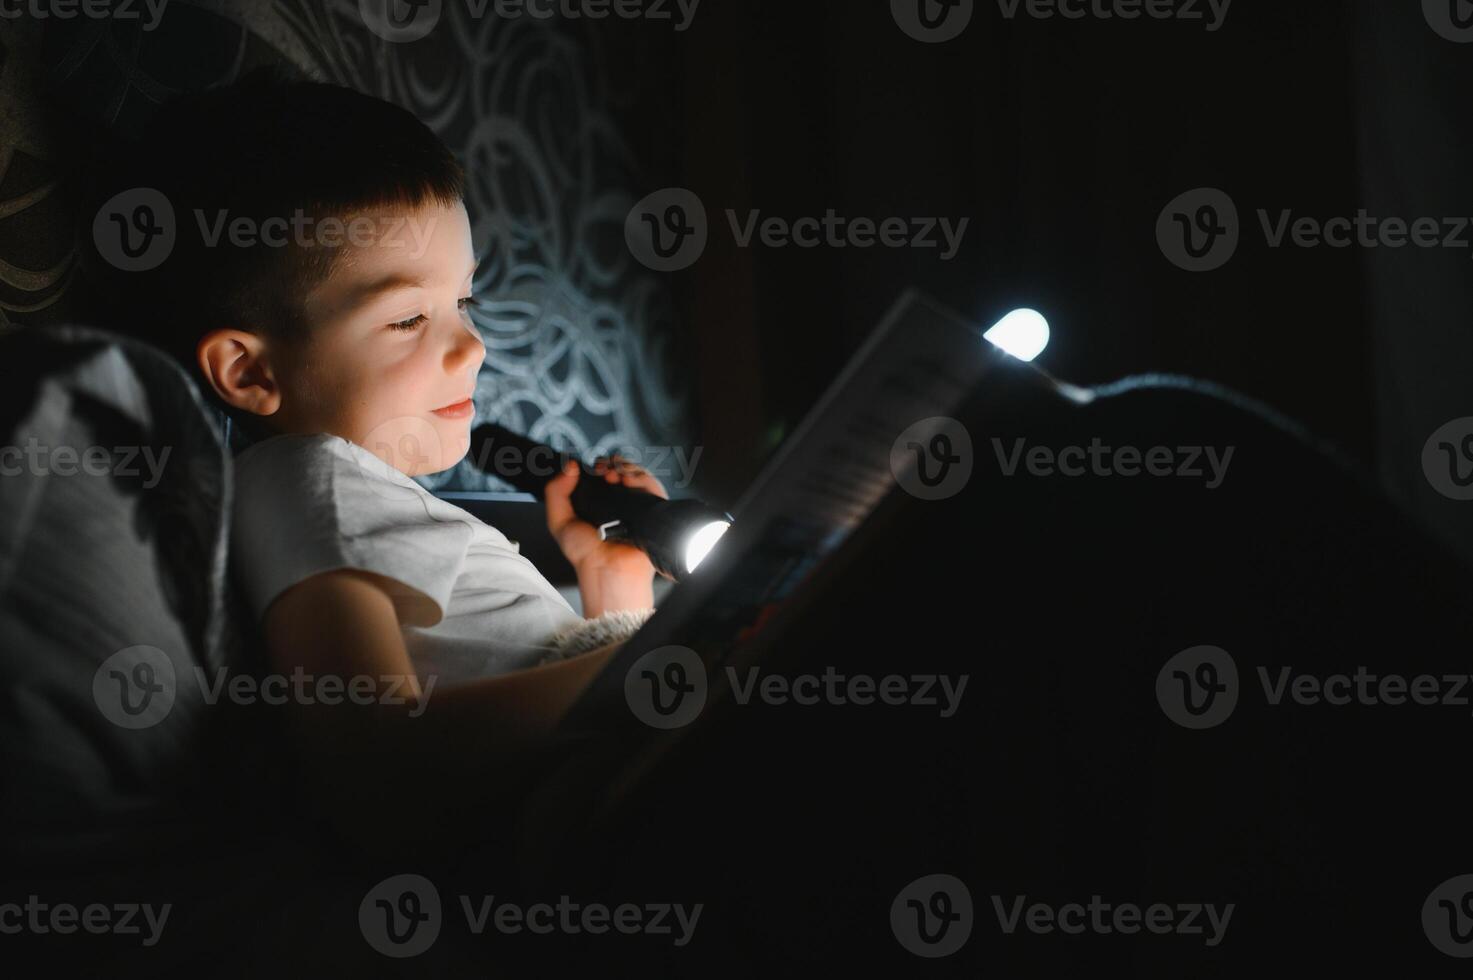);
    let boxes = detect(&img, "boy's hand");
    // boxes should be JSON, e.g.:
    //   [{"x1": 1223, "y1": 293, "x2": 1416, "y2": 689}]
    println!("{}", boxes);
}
[{"x1": 544, "y1": 454, "x2": 668, "y2": 616}]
